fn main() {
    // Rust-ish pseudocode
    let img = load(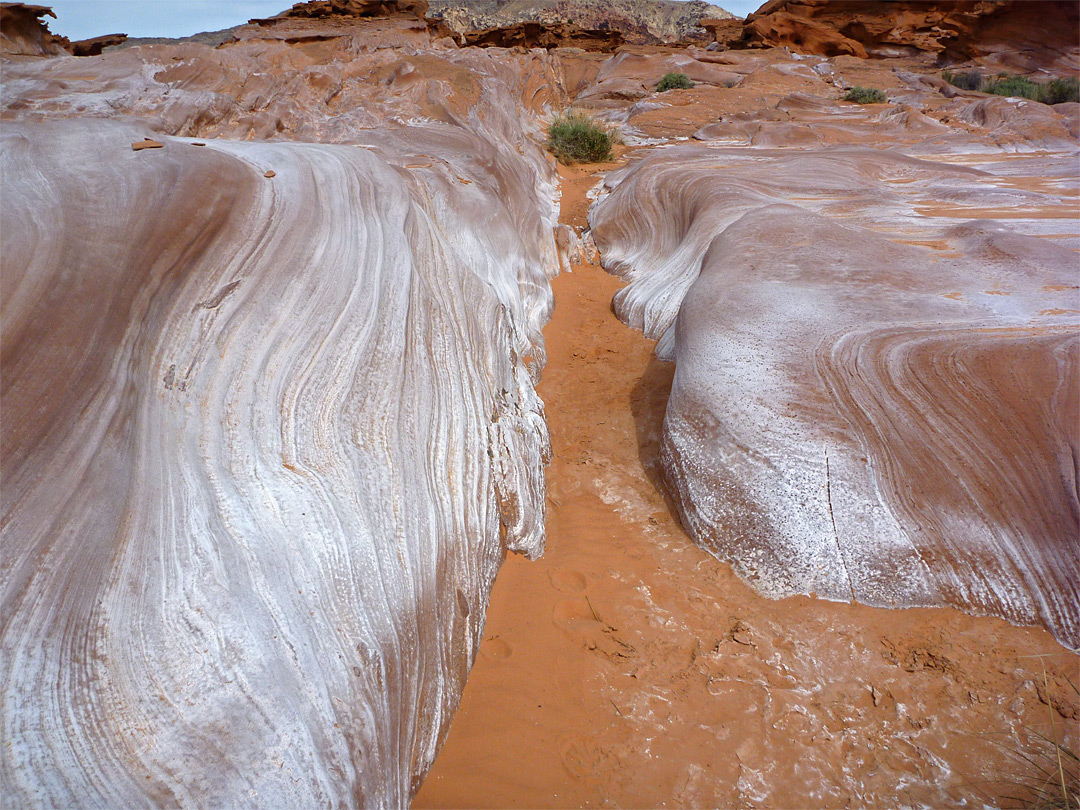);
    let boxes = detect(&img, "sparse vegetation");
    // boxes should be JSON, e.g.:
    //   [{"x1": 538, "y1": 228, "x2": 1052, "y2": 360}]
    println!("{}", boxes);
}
[
  {"x1": 941, "y1": 71, "x2": 1080, "y2": 104},
  {"x1": 1044, "y1": 77, "x2": 1080, "y2": 104},
  {"x1": 657, "y1": 72, "x2": 694, "y2": 92},
  {"x1": 546, "y1": 111, "x2": 613, "y2": 164},
  {"x1": 968, "y1": 665, "x2": 1079, "y2": 810},
  {"x1": 999, "y1": 674, "x2": 1078, "y2": 809},
  {"x1": 986, "y1": 75, "x2": 1045, "y2": 101},
  {"x1": 942, "y1": 69, "x2": 984, "y2": 91},
  {"x1": 843, "y1": 86, "x2": 887, "y2": 104}
]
